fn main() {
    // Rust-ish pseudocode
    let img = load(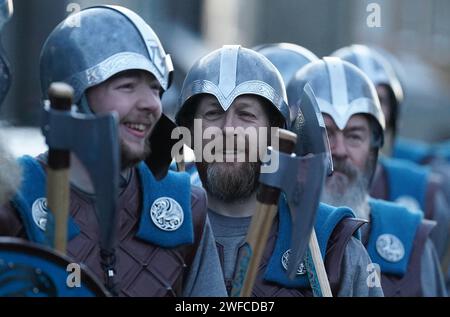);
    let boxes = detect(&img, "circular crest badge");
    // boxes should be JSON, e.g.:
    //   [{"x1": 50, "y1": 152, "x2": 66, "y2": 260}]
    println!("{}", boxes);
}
[
  {"x1": 150, "y1": 197, "x2": 184, "y2": 231},
  {"x1": 32, "y1": 198, "x2": 48, "y2": 231},
  {"x1": 376, "y1": 234, "x2": 405, "y2": 262},
  {"x1": 281, "y1": 249, "x2": 306, "y2": 275}
]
